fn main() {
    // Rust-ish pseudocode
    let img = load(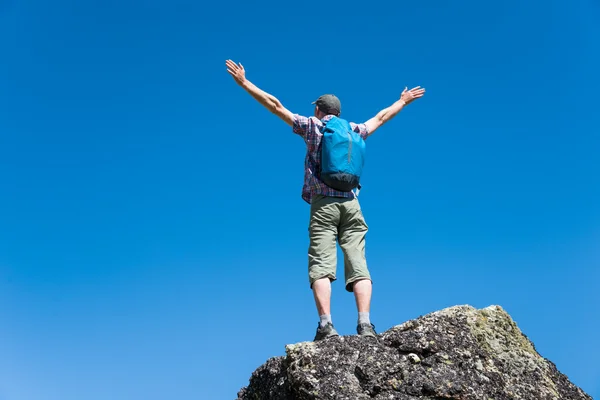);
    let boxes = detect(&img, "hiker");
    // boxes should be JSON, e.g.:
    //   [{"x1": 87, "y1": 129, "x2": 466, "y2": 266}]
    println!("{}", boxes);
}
[{"x1": 225, "y1": 59, "x2": 425, "y2": 341}]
